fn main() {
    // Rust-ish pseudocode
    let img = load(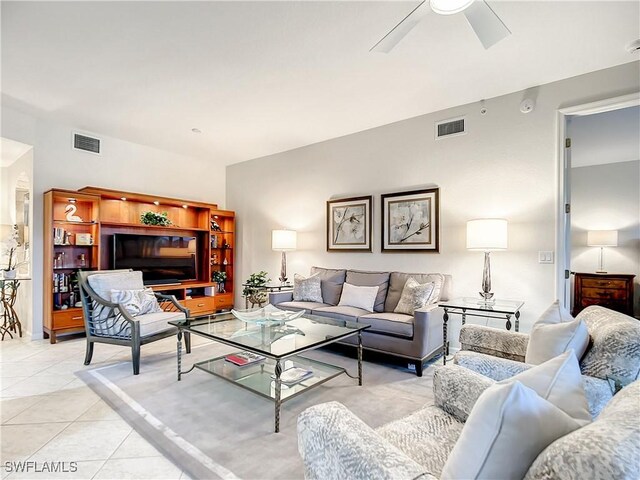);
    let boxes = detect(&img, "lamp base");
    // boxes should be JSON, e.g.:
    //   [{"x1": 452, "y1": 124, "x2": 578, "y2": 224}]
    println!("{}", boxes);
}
[{"x1": 478, "y1": 291, "x2": 495, "y2": 305}]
